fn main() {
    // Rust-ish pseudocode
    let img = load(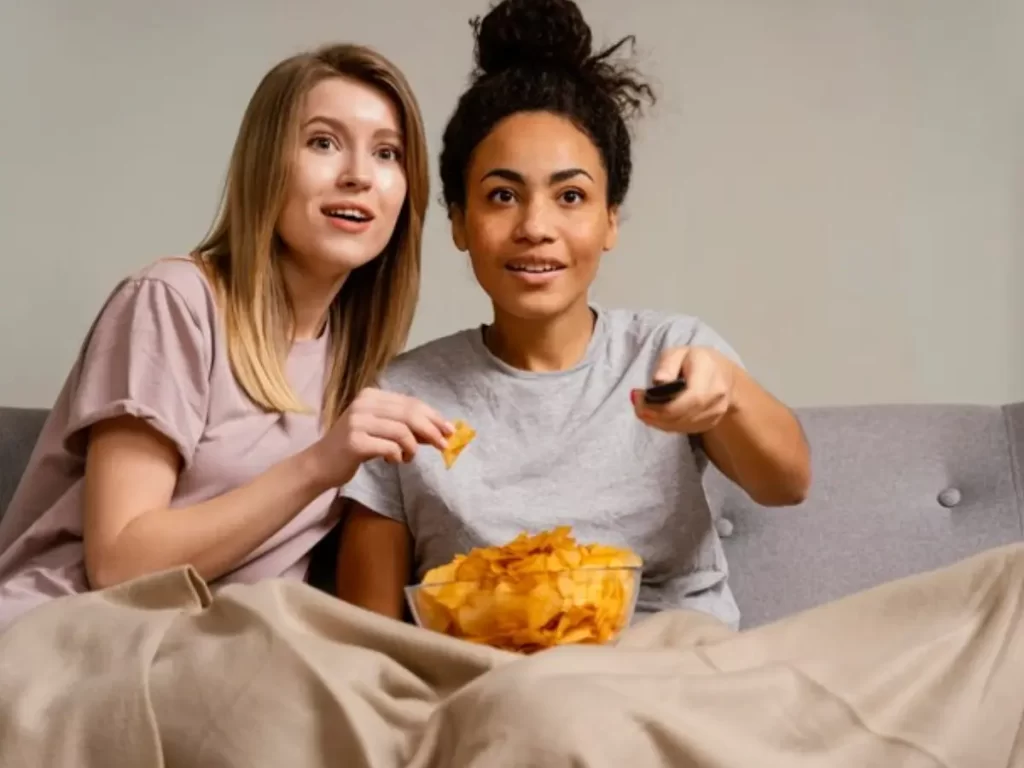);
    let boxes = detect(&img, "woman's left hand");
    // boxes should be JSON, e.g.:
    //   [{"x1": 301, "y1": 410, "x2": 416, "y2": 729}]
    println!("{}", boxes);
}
[{"x1": 631, "y1": 346, "x2": 737, "y2": 434}]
